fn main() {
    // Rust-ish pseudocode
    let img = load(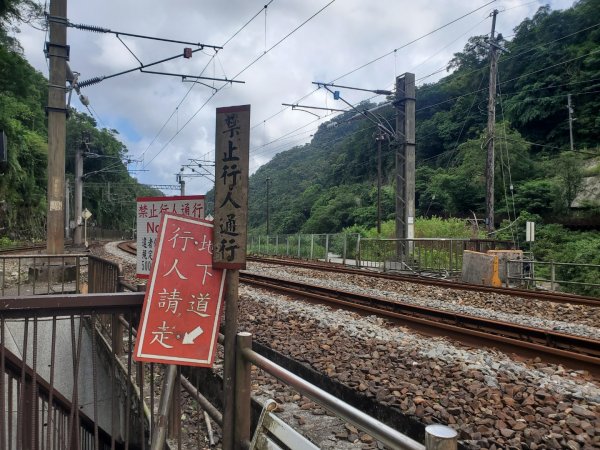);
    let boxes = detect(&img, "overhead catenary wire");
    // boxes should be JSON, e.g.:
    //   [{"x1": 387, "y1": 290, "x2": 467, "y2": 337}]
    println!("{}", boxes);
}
[
  {"x1": 143, "y1": 0, "x2": 336, "y2": 168},
  {"x1": 135, "y1": 1, "x2": 276, "y2": 162}
]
